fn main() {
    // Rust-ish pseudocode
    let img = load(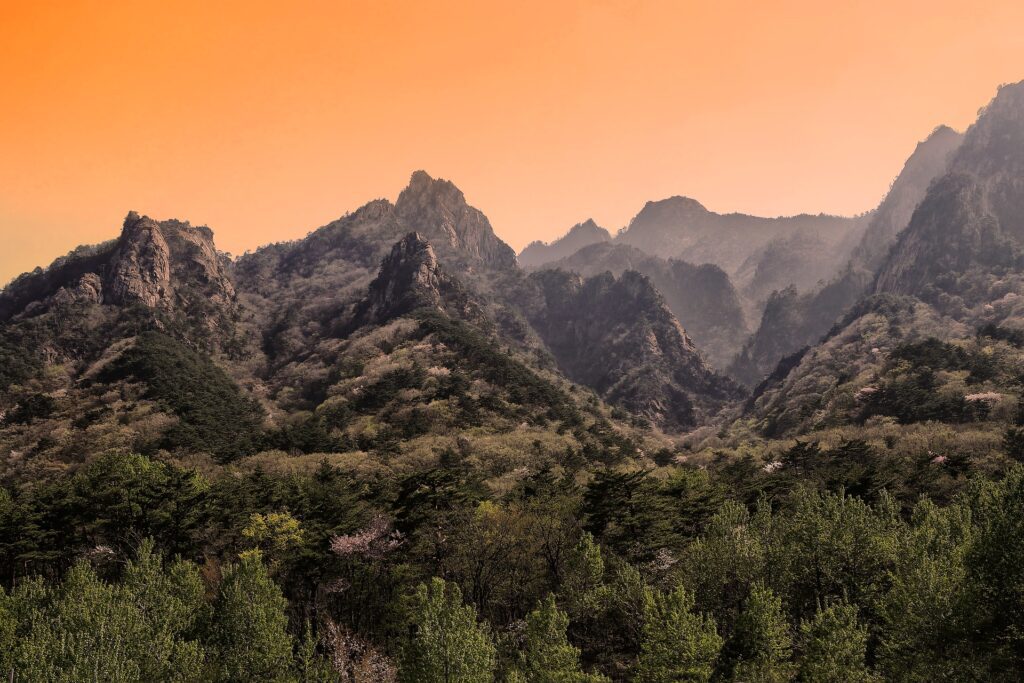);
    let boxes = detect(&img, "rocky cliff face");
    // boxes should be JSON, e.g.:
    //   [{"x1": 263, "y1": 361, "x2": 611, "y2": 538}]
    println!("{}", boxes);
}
[
  {"x1": 348, "y1": 232, "x2": 477, "y2": 329},
  {"x1": 728, "y1": 123, "x2": 964, "y2": 387},
  {"x1": 543, "y1": 242, "x2": 748, "y2": 369},
  {"x1": 851, "y1": 125, "x2": 963, "y2": 272},
  {"x1": 874, "y1": 82, "x2": 1024, "y2": 308},
  {"x1": 396, "y1": 171, "x2": 517, "y2": 271},
  {"x1": 517, "y1": 219, "x2": 612, "y2": 270},
  {"x1": 528, "y1": 268, "x2": 743, "y2": 431},
  {"x1": 0, "y1": 212, "x2": 234, "y2": 323}
]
